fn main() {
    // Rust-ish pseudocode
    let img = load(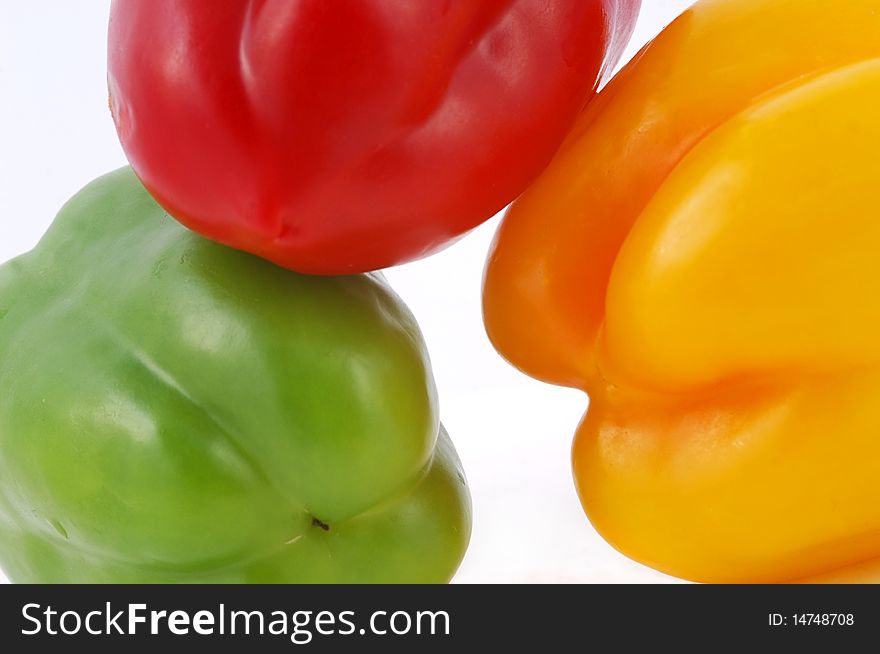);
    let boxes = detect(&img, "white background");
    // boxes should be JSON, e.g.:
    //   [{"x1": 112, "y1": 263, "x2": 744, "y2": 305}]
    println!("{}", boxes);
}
[{"x1": 0, "y1": 1, "x2": 695, "y2": 584}]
